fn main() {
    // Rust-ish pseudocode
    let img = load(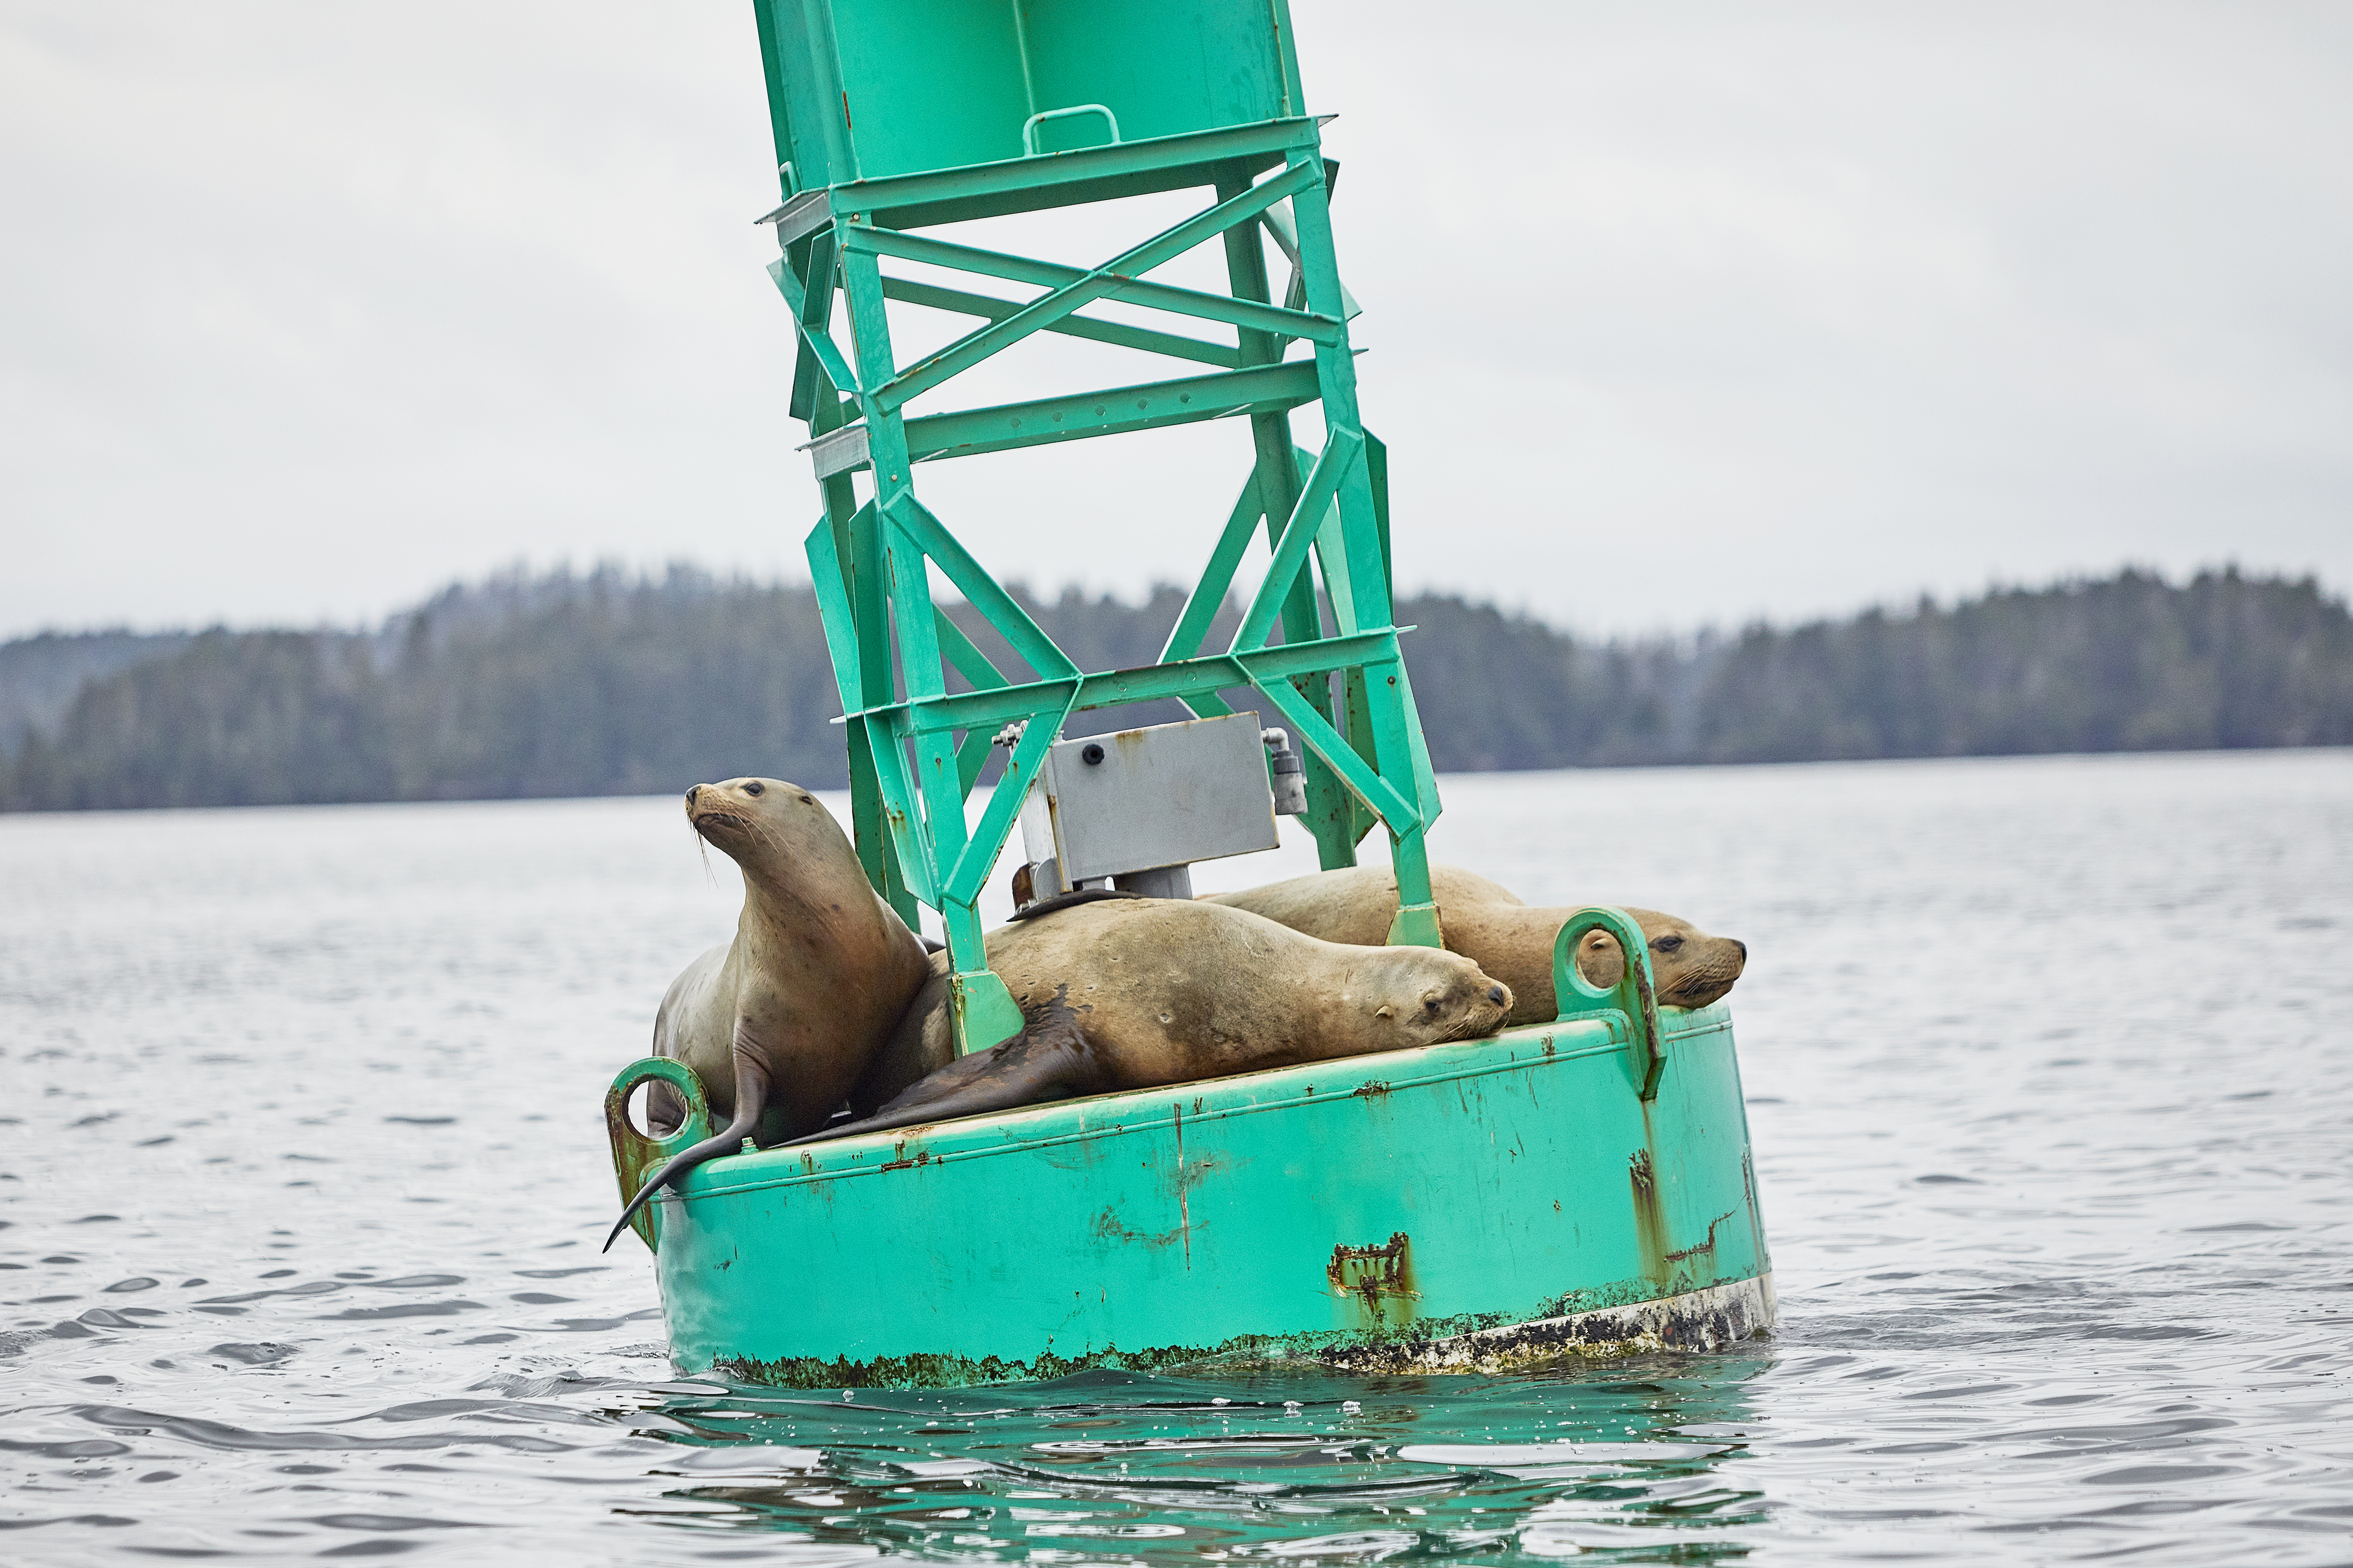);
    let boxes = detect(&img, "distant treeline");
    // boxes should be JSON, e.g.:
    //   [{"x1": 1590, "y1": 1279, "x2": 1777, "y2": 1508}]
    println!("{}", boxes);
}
[{"x1": 2, "y1": 564, "x2": 2347, "y2": 813}]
